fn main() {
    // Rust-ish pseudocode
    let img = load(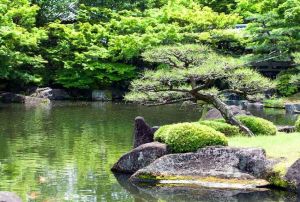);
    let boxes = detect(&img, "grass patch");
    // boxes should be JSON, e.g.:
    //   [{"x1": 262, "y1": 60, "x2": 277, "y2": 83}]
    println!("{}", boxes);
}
[
  {"x1": 263, "y1": 98, "x2": 285, "y2": 109},
  {"x1": 229, "y1": 132, "x2": 300, "y2": 175}
]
